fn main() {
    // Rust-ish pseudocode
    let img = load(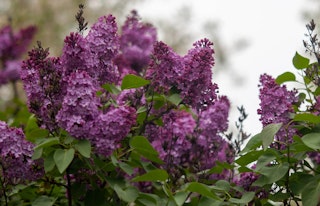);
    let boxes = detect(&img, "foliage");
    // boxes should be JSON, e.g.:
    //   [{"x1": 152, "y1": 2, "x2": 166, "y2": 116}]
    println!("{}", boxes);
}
[{"x1": 1, "y1": 5, "x2": 320, "y2": 206}]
